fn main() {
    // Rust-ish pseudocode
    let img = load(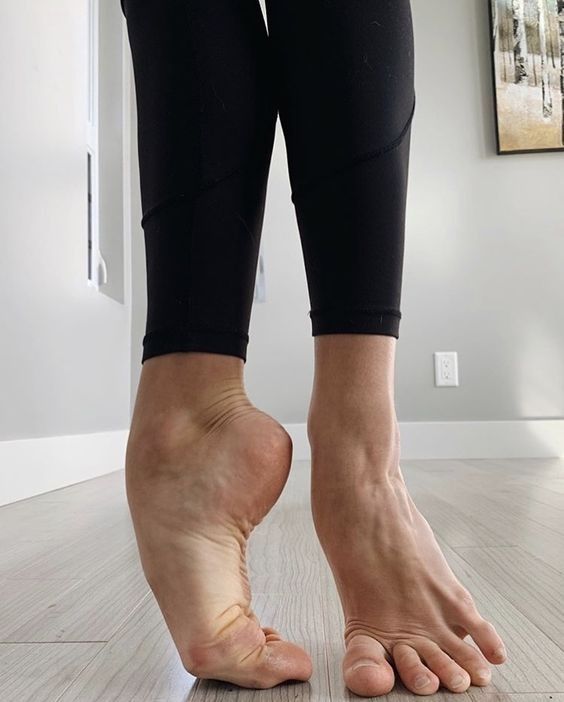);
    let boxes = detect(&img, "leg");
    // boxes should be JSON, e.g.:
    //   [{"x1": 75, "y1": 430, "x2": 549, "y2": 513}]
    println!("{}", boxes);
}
[
  {"x1": 308, "y1": 338, "x2": 506, "y2": 696},
  {"x1": 264, "y1": 0, "x2": 507, "y2": 696},
  {"x1": 121, "y1": 0, "x2": 311, "y2": 687}
]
